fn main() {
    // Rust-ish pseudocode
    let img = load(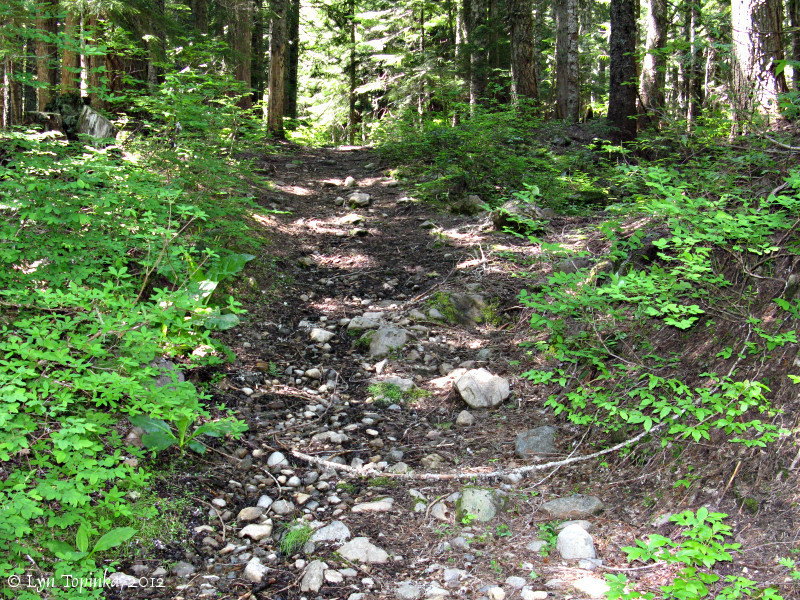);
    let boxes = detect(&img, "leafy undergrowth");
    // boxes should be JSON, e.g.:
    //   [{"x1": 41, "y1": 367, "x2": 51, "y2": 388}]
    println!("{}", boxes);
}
[
  {"x1": 380, "y1": 117, "x2": 800, "y2": 598},
  {"x1": 0, "y1": 72, "x2": 274, "y2": 598}
]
